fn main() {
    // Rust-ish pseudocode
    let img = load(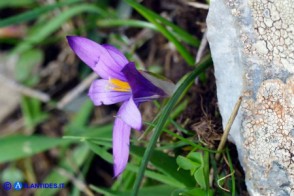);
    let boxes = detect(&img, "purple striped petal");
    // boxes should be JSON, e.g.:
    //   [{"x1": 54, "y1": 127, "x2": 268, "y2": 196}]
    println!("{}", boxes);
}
[
  {"x1": 103, "y1": 44, "x2": 128, "y2": 68},
  {"x1": 117, "y1": 98, "x2": 142, "y2": 130},
  {"x1": 66, "y1": 36, "x2": 127, "y2": 80},
  {"x1": 121, "y1": 62, "x2": 166, "y2": 101},
  {"x1": 88, "y1": 79, "x2": 131, "y2": 105},
  {"x1": 113, "y1": 117, "x2": 131, "y2": 177}
]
